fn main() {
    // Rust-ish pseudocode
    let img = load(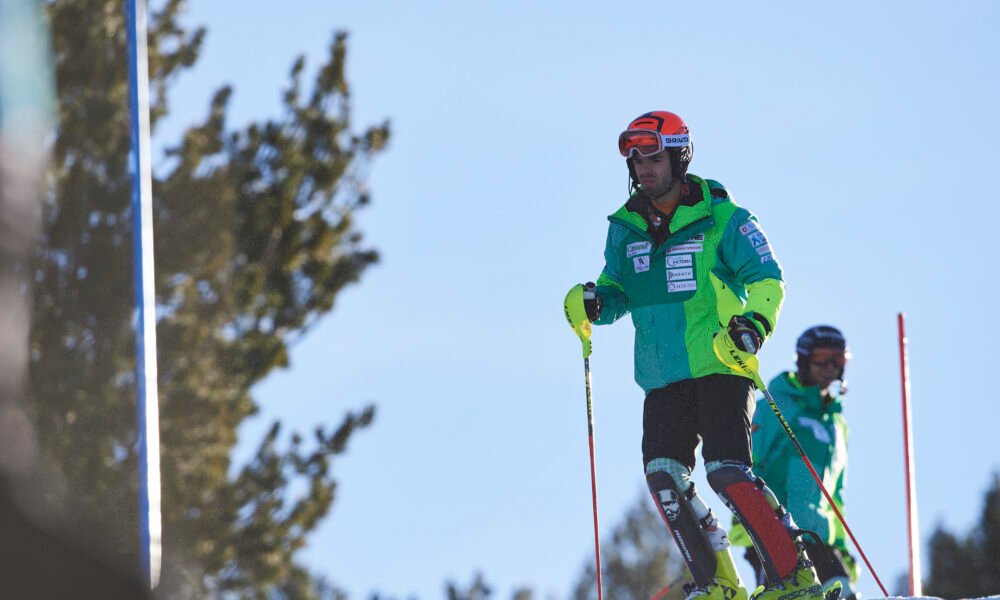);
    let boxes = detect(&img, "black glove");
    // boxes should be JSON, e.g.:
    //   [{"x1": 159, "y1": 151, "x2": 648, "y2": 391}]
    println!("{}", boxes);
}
[
  {"x1": 582, "y1": 282, "x2": 602, "y2": 322},
  {"x1": 727, "y1": 314, "x2": 764, "y2": 354}
]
